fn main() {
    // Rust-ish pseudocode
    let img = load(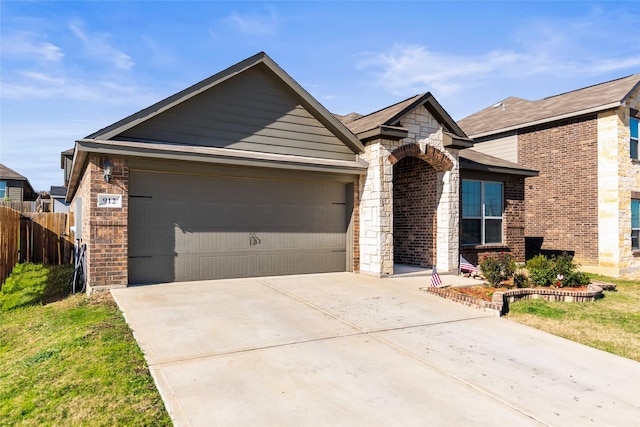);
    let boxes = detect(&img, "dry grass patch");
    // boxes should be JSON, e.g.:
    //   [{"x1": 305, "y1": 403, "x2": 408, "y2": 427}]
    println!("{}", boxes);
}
[{"x1": 506, "y1": 274, "x2": 640, "y2": 362}]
